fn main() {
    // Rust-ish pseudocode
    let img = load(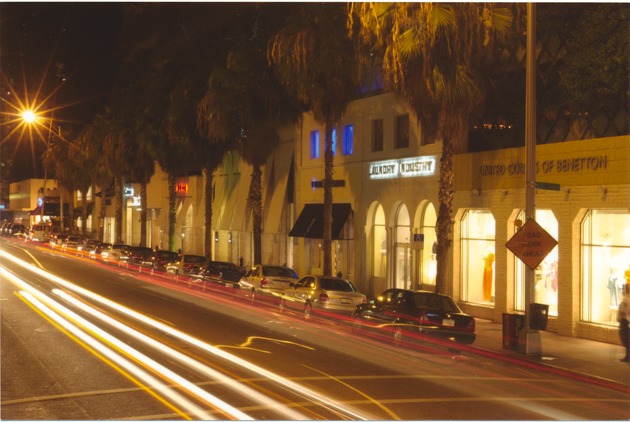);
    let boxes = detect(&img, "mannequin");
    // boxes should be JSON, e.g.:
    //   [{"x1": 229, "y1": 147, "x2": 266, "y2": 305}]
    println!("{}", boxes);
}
[{"x1": 483, "y1": 249, "x2": 495, "y2": 302}]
